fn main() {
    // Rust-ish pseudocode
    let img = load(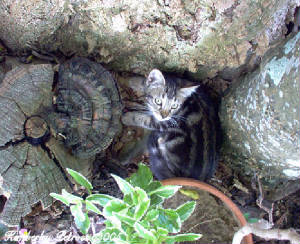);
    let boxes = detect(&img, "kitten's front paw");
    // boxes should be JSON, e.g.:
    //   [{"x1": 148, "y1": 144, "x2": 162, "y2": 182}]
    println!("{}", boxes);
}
[{"x1": 121, "y1": 112, "x2": 135, "y2": 126}]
